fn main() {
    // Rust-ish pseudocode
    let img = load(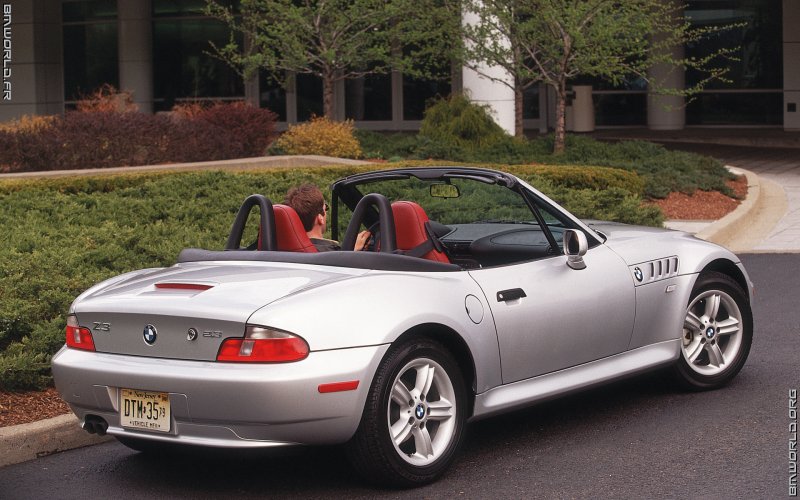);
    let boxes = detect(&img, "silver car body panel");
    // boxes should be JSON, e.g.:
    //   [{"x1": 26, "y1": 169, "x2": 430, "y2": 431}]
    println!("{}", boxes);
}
[
  {"x1": 468, "y1": 243, "x2": 635, "y2": 383},
  {"x1": 472, "y1": 339, "x2": 679, "y2": 420},
  {"x1": 52, "y1": 343, "x2": 389, "y2": 446}
]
